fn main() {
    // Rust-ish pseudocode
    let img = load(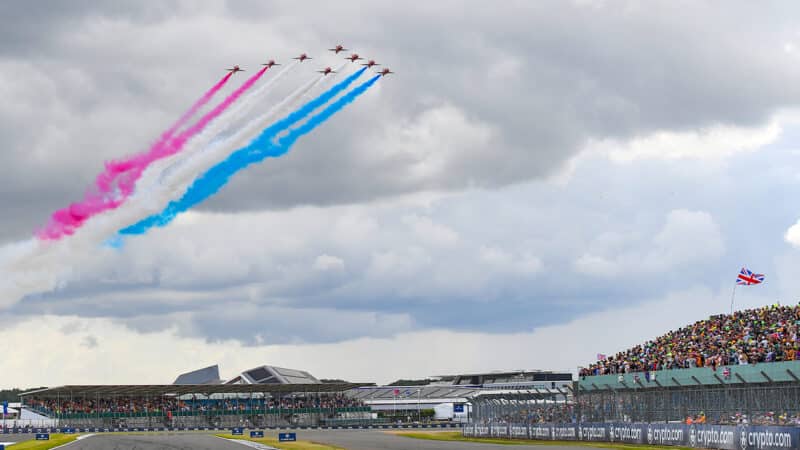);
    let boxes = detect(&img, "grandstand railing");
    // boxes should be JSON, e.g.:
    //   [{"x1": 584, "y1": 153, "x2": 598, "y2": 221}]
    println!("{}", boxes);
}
[
  {"x1": 578, "y1": 360, "x2": 800, "y2": 391},
  {"x1": 29, "y1": 406, "x2": 371, "y2": 420}
]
